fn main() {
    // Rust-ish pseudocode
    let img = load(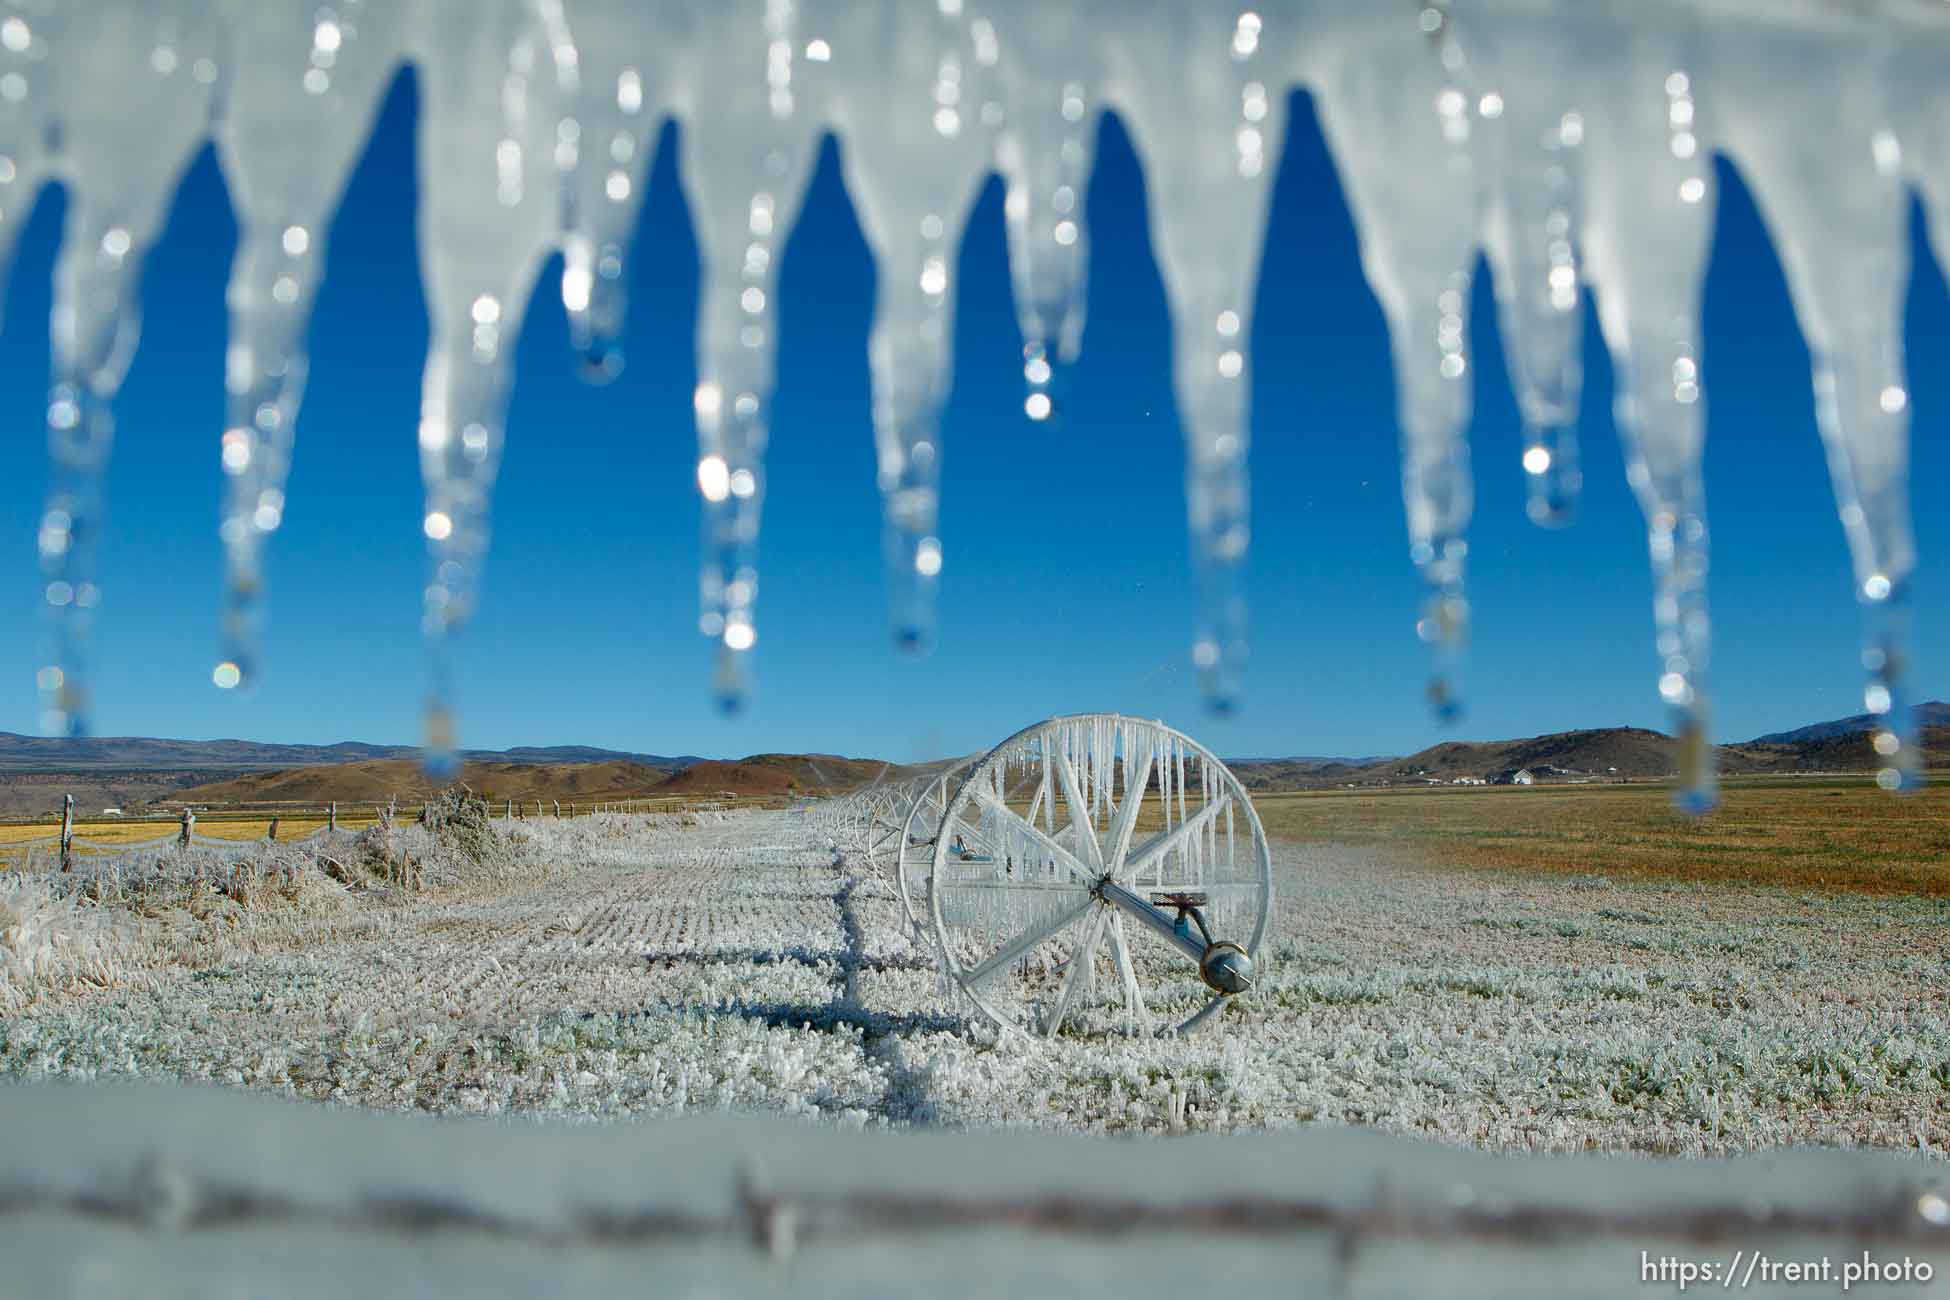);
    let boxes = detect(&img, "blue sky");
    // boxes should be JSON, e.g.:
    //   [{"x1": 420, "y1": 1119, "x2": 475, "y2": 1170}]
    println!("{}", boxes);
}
[{"x1": 0, "y1": 76, "x2": 1944, "y2": 763}]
